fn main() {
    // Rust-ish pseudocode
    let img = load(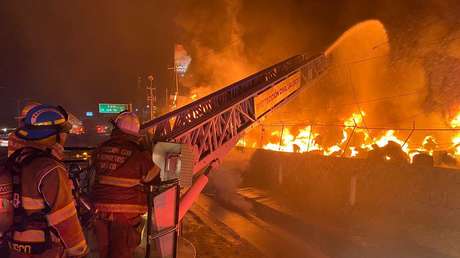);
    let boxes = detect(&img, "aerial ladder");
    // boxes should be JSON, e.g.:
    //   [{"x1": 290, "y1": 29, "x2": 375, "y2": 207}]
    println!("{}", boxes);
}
[{"x1": 140, "y1": 53, "x2": 328, "y2": 257}]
